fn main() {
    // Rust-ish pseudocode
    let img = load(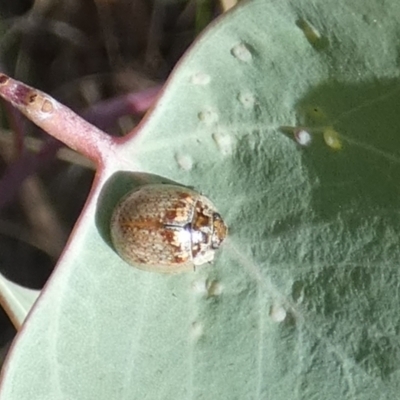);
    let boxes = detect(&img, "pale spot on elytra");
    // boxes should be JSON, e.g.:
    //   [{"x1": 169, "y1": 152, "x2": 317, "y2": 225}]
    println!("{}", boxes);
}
[
  {"x1": 269, "y1": 304, "x2": 287, "y2": 322},
  {"x1": 238, "y1": 92, "x2": 256, "y2": 109},
  {"x1": 175, "y1": 153, "x2": 193, "y2": 171},
  {"x1": 190, "y1": 72, "x2": 211, "y2": 85},
  {"x1": 212, "y1": 131, "x2": 234, "y2": 156},
  {"x1": 198, "y1": 109, "x2": 219, "y2": 125},
  {"x1": 231, "y1": 42, "x2": 252, "y2": 62}
]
